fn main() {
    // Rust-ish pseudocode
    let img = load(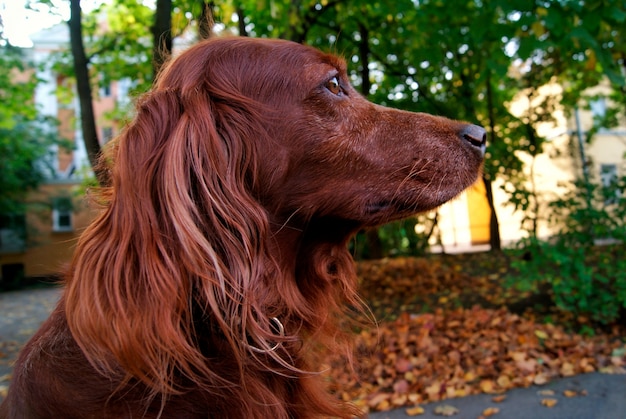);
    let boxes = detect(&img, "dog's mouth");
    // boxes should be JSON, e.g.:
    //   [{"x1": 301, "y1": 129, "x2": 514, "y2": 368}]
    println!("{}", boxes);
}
[
  {"x1": 362, "y1": 188, "x2": 465, "y2": 224},
  {"x1": 363, "y1": 198, "x2": 420, "y2": 223},
  {"x1": 365, "y1": 200, "x2": 398, "y2": 214}
]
